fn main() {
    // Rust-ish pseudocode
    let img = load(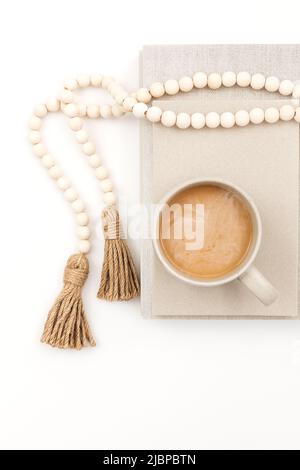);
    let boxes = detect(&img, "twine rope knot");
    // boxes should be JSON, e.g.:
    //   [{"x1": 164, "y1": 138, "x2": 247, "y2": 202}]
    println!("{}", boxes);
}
[
  {"x1": 63, "y1": 254, "x2": 89, "y2": 287},
  {"x1": 102, "y1": 206, "x2": 122, "y2": 240}
]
